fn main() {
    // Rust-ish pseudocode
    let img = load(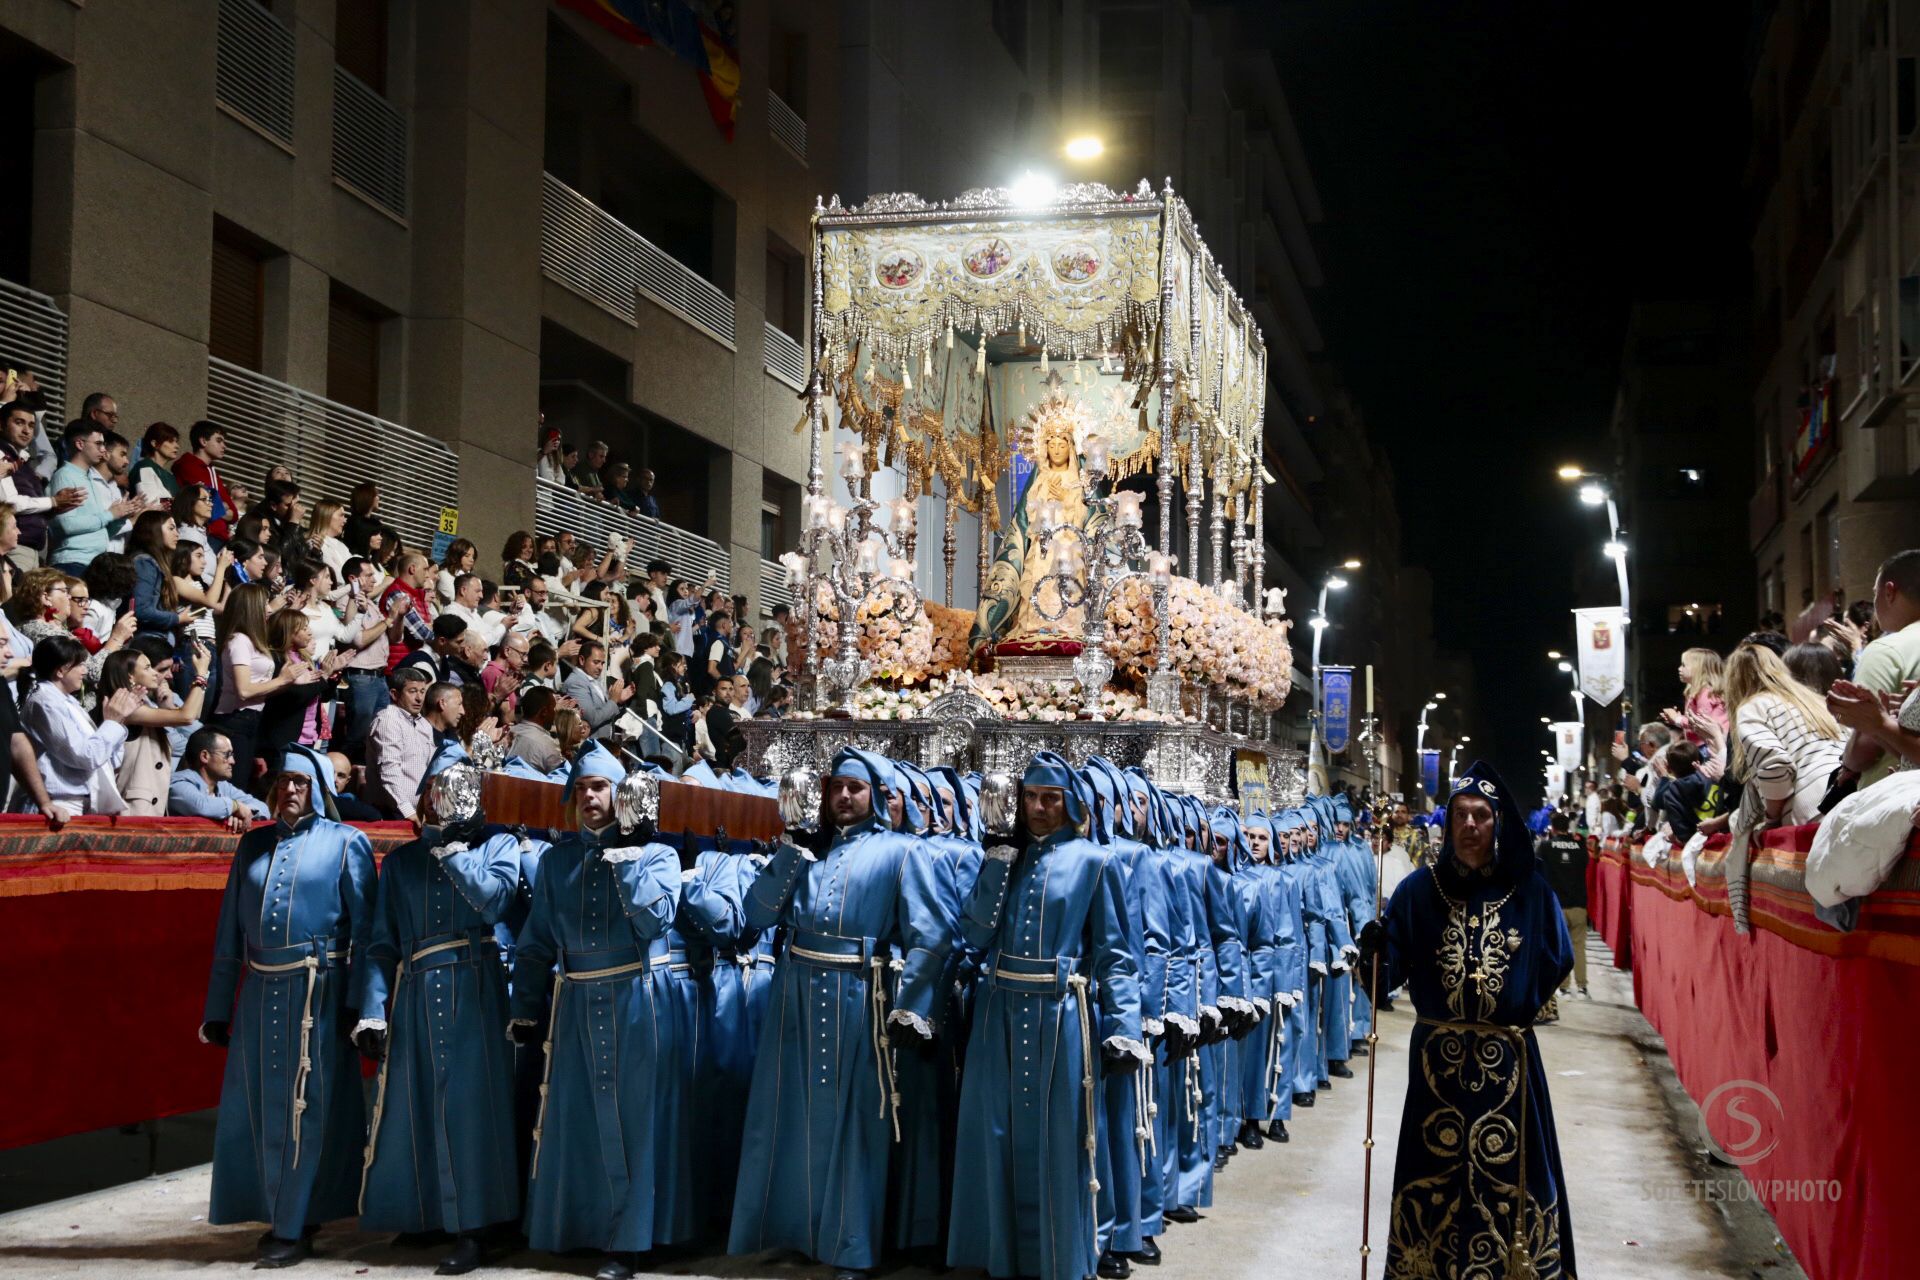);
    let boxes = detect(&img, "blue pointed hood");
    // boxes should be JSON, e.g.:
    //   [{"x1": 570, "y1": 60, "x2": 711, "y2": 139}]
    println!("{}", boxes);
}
[
  {"x1": 1121, "y1": 766, "x2": 1162, "y2": 845},
  {"x1": 278, "y1": 743, "x2": 339, "y2": 821},
  {"x1": 1086, "y1": 756, "x2": 1138, "y2": 841},
  {"x1": 830, "y1": 747, "x2": 899, "y2": 831},
  {"x1": 1210, "y1": 805, "x2": 1250, "y2": 871},
  {"x1": 563, "y1": 739, "x2": 626, "y2": 803},
  {"x1": 1022, "y1": 751, "x2": 1088, "y2": 828},
  {"x1": 1439, "y1": 759, "x2": 1536, "y2": 885}
]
